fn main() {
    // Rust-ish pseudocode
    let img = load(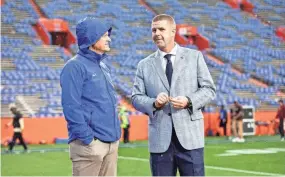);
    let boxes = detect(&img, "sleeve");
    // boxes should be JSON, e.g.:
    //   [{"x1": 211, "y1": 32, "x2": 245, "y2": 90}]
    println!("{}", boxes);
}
[
  {"x1": 131, "y1": 61, "x2": 156, "y2": 118},
  {"x1": 187, "y1": 51, "x2": 216, "y2": 113},
  {"x1": 60, "y1": 61, "x2": 94, "y2": 145},
  {"x1": 282, "y1": 106, "x2": 285, "y2": 119},
  {"x1": 276, "y1": 107, "x2": 285, "y2": 119}
]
